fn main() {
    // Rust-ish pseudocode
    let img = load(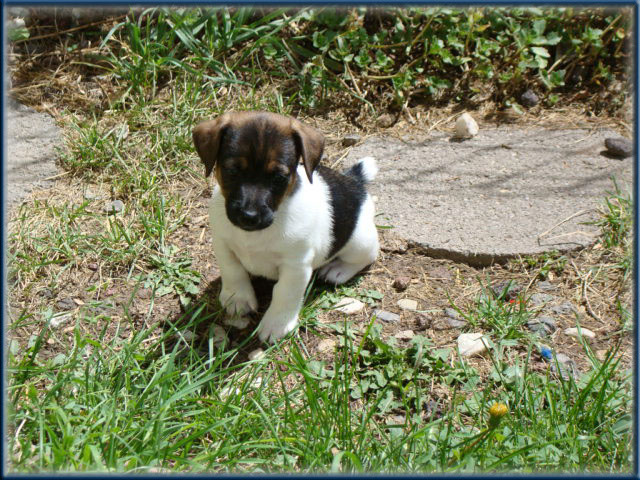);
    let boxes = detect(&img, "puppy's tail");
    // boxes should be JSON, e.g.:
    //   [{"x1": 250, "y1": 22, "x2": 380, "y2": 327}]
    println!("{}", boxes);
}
[{"x1": 345, "y1": 156, "x2": 378, "y2": 184}]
